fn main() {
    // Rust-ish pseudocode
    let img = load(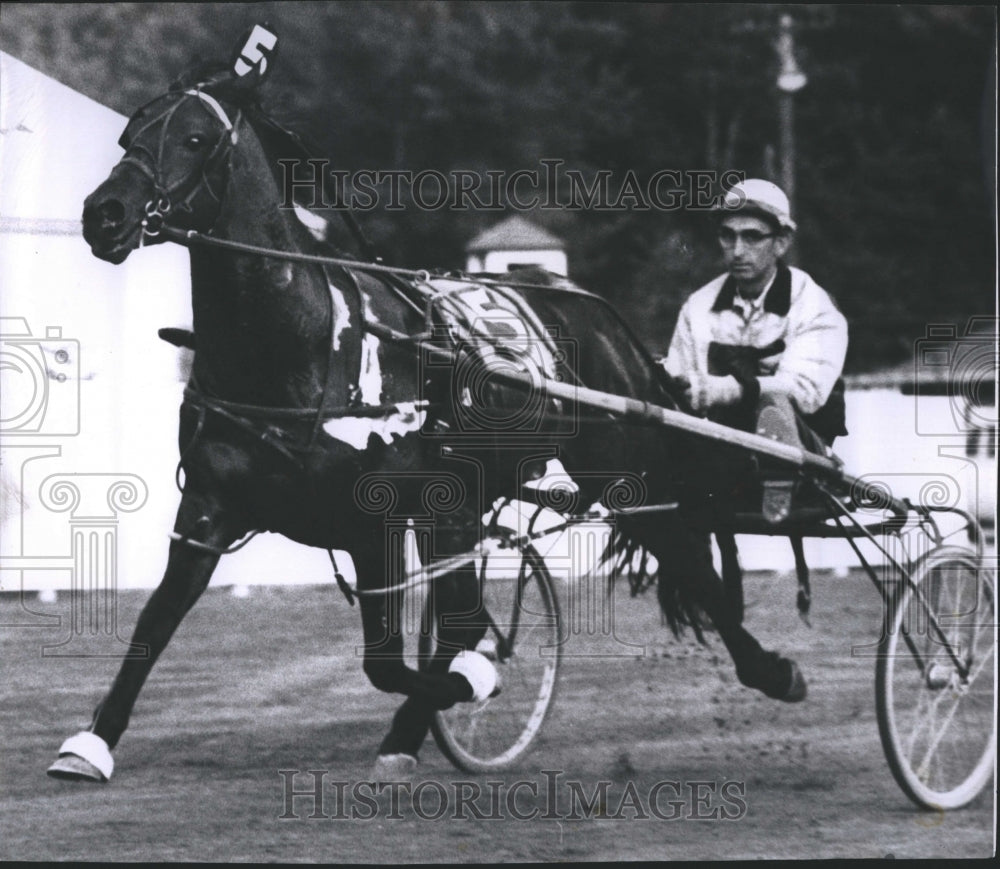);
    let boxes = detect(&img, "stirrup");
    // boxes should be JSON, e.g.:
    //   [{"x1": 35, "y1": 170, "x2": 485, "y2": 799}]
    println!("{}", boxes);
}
[
  {"x1": 756, "y1": 403, "x2": 800, "y2": 524},
  {"x1": 762, "y1": 479, "x2": 796, "y2": 524}
]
